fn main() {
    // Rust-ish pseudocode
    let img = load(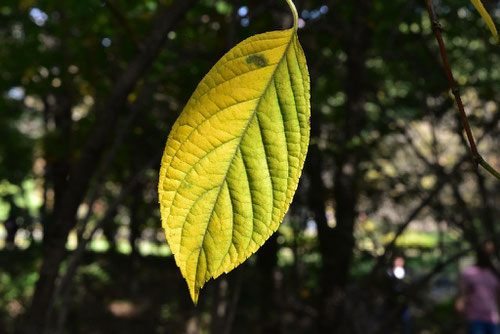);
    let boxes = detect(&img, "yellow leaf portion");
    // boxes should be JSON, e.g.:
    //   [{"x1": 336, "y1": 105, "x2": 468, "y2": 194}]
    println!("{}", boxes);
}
[
  {"x1": 158, "y1": 29, "x2": 310, "y2": 303},
  {"x1": 471, "y1": 0, "x2": 499, "y2": 42}
]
